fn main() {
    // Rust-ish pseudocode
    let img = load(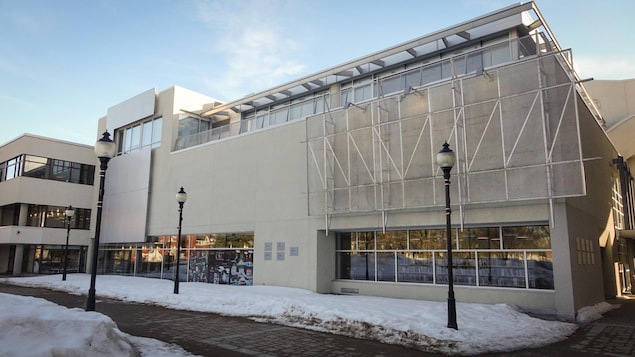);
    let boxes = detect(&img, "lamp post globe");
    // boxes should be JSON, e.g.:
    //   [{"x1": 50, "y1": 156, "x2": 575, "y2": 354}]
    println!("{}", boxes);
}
[
  {"x1": 174, "y1": 186, "x2": 187, "y2": 294},
  {"x1": 436, "y1": 141, "x2": 458, "y2": 330},
  {"x1": 62, "y1": 205, "x2": 75, "y2": 281},
  {"x1": 86, "y1": 131, "x2": 116, "y2": 311}
]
